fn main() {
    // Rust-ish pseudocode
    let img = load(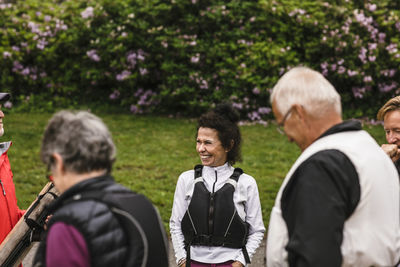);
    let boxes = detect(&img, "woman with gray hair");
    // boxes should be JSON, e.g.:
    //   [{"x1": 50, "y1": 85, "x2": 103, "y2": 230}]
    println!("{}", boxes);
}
[{"x1": 33, "y1": 110, "x2": 168, "y2": 267}]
